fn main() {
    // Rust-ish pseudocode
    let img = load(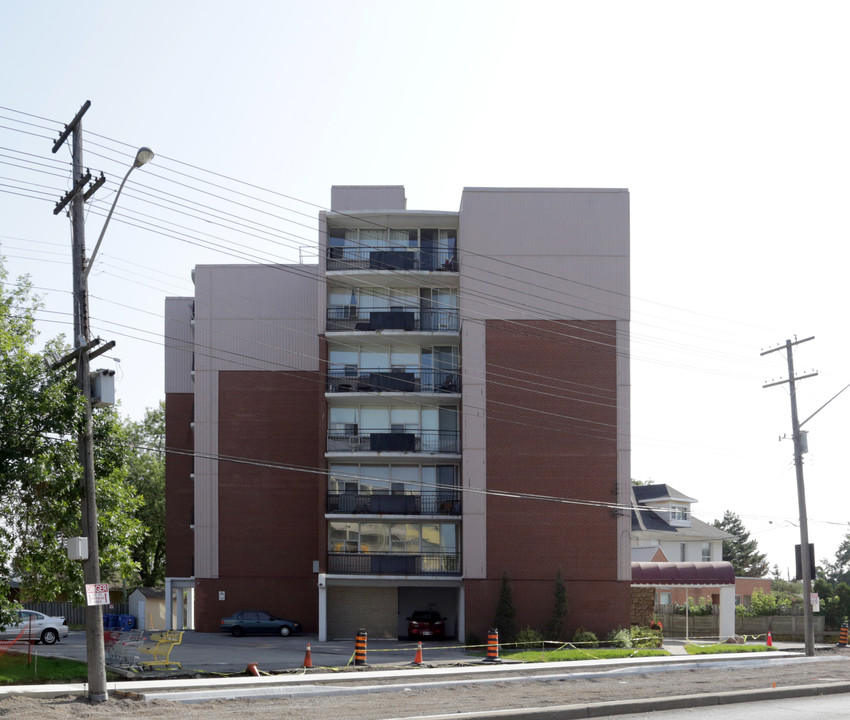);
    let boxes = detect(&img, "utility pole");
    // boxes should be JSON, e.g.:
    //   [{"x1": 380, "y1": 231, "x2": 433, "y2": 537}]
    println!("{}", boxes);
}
[
  {"x1": 762, "y1": 336, "x2": 818, "y2": 657},
  {"x1": 52, "y1": 100, "x2": 108, "y2": 702}
]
